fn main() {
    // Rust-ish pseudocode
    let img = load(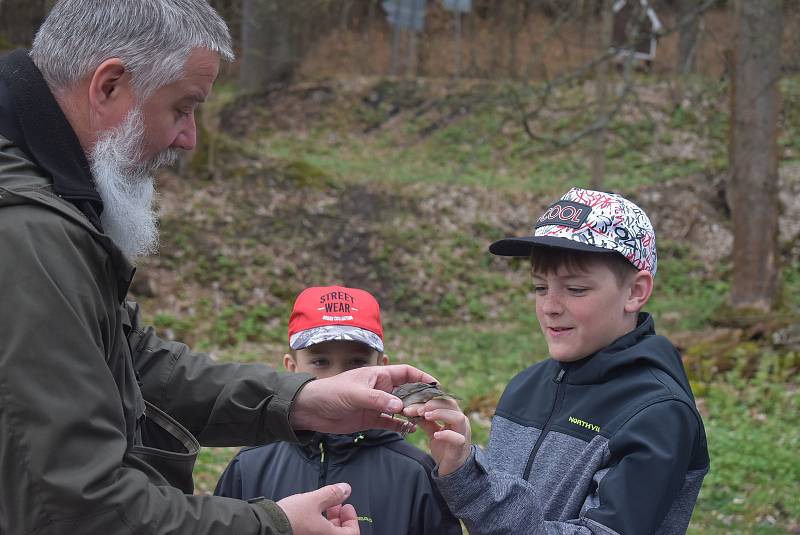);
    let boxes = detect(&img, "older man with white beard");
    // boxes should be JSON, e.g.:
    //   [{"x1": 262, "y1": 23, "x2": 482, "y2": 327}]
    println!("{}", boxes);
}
[{"x1": 0, "y1": 2, "x2": 436, "y2": 535}]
